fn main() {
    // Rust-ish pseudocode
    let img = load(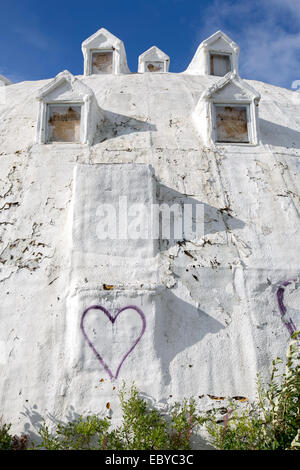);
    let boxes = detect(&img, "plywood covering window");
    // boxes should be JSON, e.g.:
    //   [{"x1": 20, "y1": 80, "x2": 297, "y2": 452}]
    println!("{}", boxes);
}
[
  {"x1": 91, "y1": 51, "x2": 113, "y2": 74},
  {"x1": 145, "y1": 61, "x2": 164, "y2": 72},
  {"x1": 210, "y1": 53, "x2": 231, "y2": 76},
  {"x1": 215, "y1": 104, "x2": 250, "y2": 143},
  {"x1": 47, "y1": 104, "x2": 82, "y2": 143}
]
